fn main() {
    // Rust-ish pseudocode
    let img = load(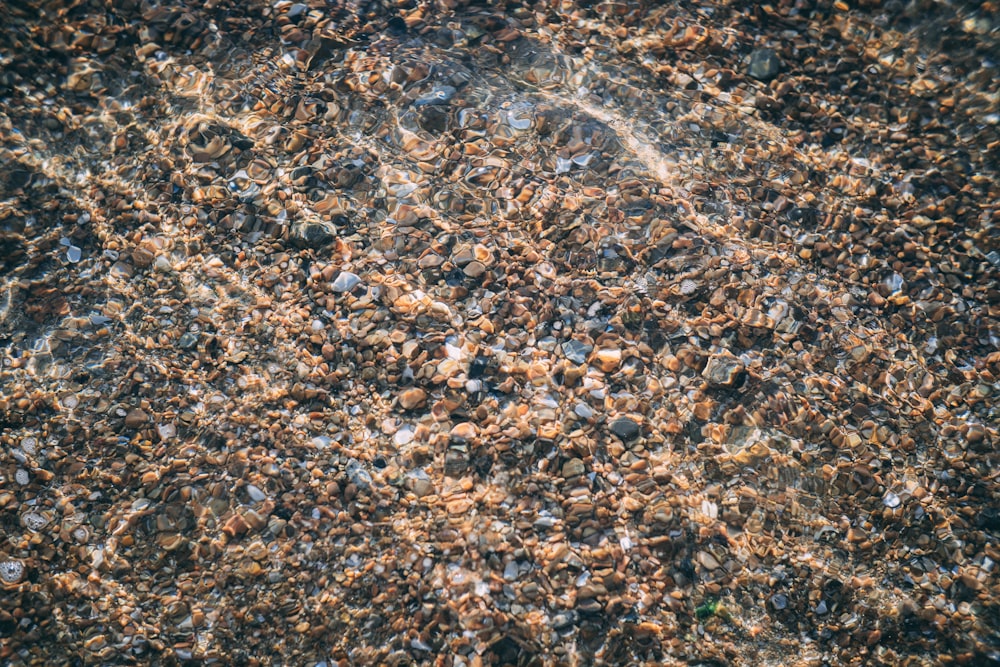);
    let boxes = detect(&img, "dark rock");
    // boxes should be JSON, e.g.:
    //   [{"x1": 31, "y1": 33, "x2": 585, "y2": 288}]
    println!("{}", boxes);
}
[
  {"x1": 770, "y1": 593, "x2": 788, "y2": 611},
  {"x1": 290, "y1": 221, "x2": 336, "y2": 249},
  {"x1": 178, "y1": 332, "x2": 199, "y2": 350},
  {"x1": 748, "y1": 49, "x2": 782, "y2": 81},
  {"x1": 610, "y1": 418, "x2": 641, "y2": 442}
]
